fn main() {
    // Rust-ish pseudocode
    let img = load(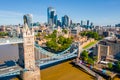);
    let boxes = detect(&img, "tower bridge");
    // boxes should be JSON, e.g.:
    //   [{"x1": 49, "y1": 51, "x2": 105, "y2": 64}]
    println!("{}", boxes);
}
[
  {"x1": 0, "y1": 33, "x2": 97, "y2": 79},
  {"x1": 0, "y1": 24, "x2": 79, "y2": 79}
]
